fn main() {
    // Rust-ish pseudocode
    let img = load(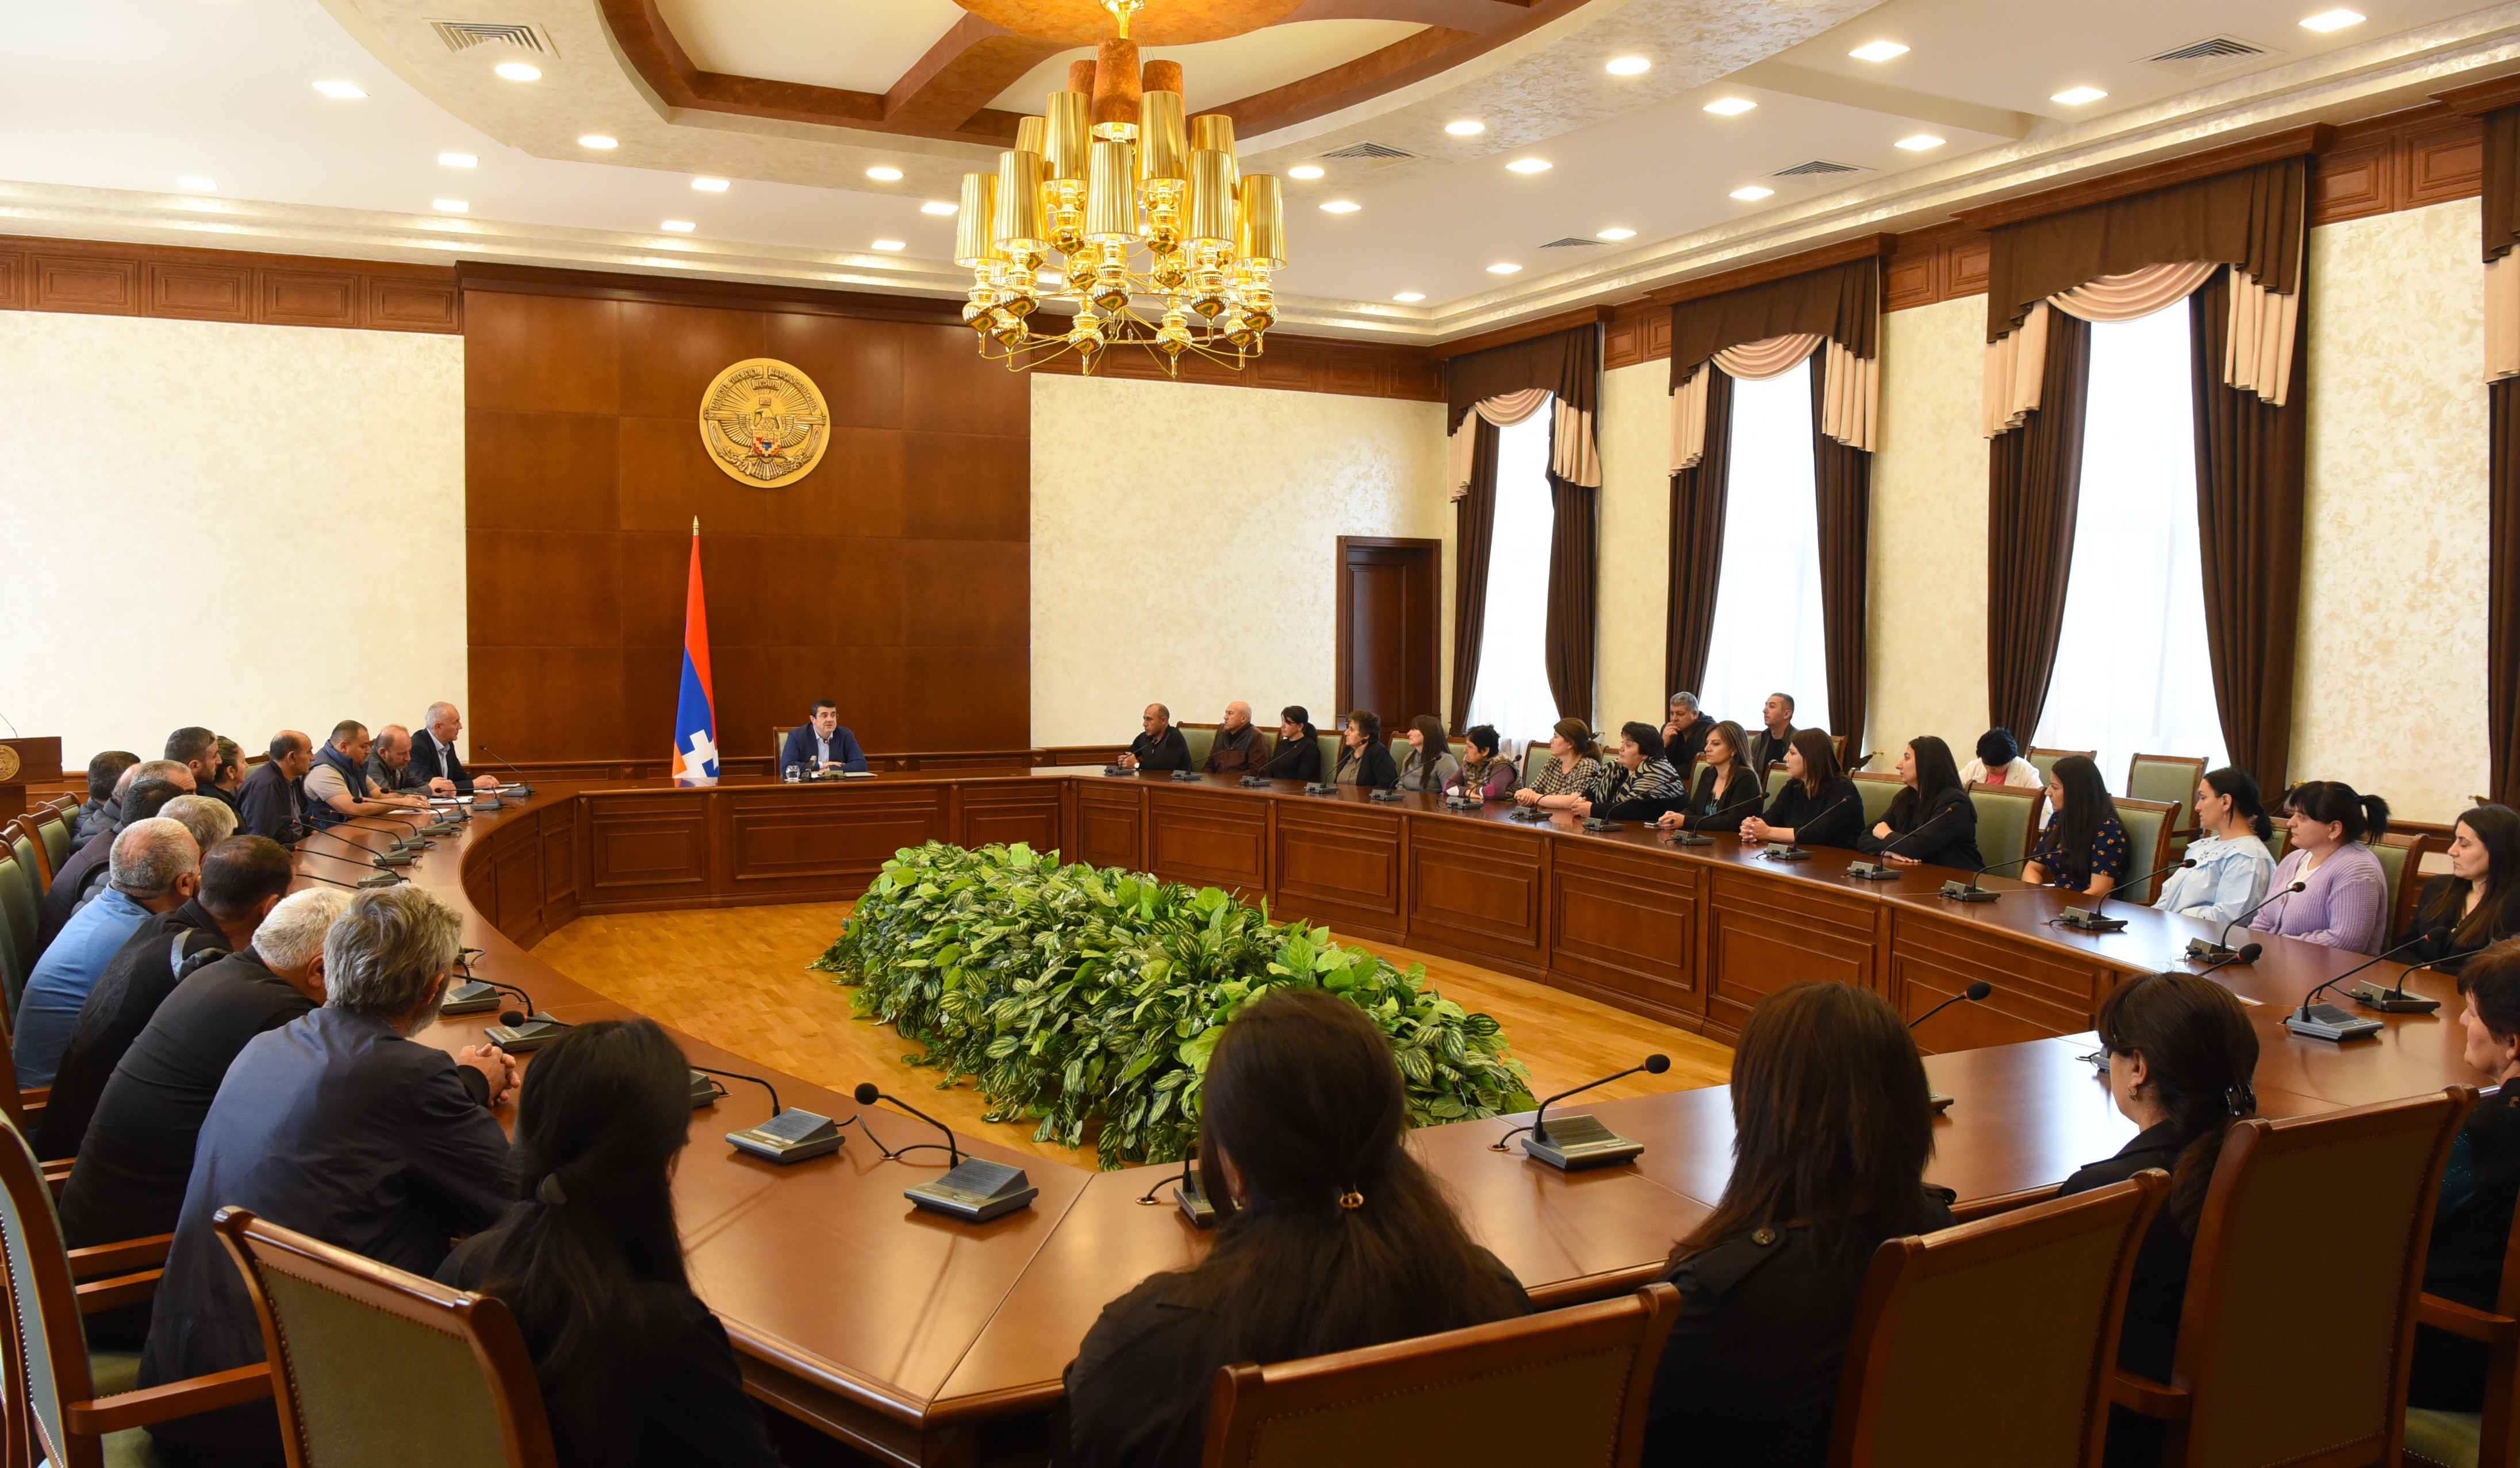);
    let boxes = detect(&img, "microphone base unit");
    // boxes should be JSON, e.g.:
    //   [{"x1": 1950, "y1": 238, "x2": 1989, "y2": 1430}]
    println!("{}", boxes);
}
[
  {"x1": 1242, "y1": 776, "x2": 1274, "y2": 789},
  {"x1": 1303, "y1": 783, "x2": 1340, "y2": 797},
  {"x1": 440, "y1": 981, "x2": 502, "y2": 1016},
  {"x1": 1368, "y1": 789, "x2": 1407, "y2": 803},
  {"x1": 1761, "y1": 847, "x2": 1814, "y2": 863},
  {"x1": 1506, "y1": 806, "x2": 1551, "y2": 822},
  {"x1": 1441, "y1": 795, "x2": 1482, "y2": 810},
  {"x1": 1520, "y1": 1114, "x2": 1644, "y2": 1171},
  {"x1": 1579, "y1": 818, "x2": 1623, "y2": 832},
  {"x1": 481, "y1": 1013, "x2": 569, "y2": 1052},
  {"x1": 371, "y1": 852, "x2": 416, "y2": 868},
  {"x1": 2057, "y1": 908, "x2": 2128, "y2": 933},
  {"x1": 2185, "y1": 939, "x2": 2241, "y2": 962},
  {"x1": 689, "y1": 1070, "x2": 730, "y2": 1108},
  {"x1": 1168, "y1": 769, "x2": 1204, "y2": 782},
  {"x1": 354, "y1": 873, "x2": 401, "y2": 889},
  {"x1": 1101, "y1": 766, "x2": 1136, "y2": 777},
  {"x1": 2346, "y1": 982, "x2": 2440, "y2": 1014},
  {"x1": 727, "y1": 1109, "x2": 843, "y2": 1163},
  {"x1": 1175, "y1": 1168, "x2": 1219, "y2": 1229},
  {"x1": 1939, "y1": 881, "x2": 2001, "y2": 902},
  {"x1": 1664, "y1": 830, "x2": 1712, "y2": 846},
  {"x1": 2285, "y1": 1003, "x2": 2384, "y2": 1043},
  {"x1": 1928, "y1": 1091, "x2": 1956, "y2": 1115},
  {"x1": 906, "y1": 1159, "x2": 1040, "y2": 1221},
  {"x1": 1845, "y1": 861, "x2": 1900, "y2": 880}
]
